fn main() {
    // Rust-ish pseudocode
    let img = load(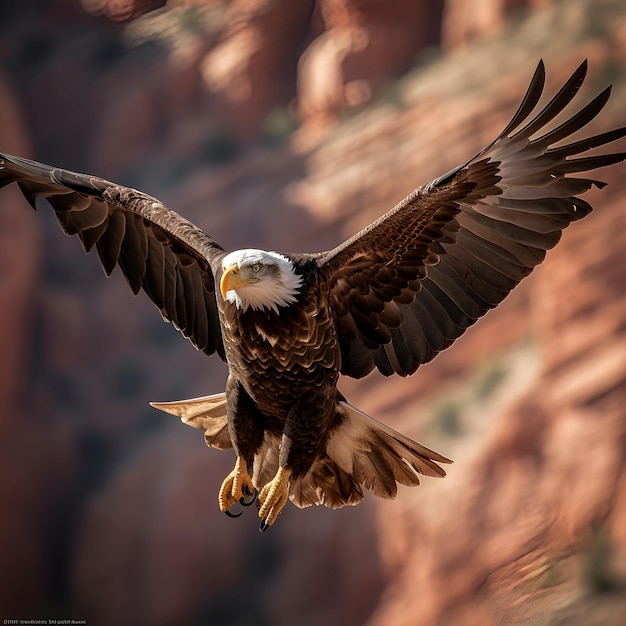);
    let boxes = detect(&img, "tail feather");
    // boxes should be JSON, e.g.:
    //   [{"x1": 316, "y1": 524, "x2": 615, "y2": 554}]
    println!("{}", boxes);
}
[
  {"x1": 150, "y1": 393, "x2": 232, "y2": 450},
  {"x1": 291, "y1": 401, "x2": 451, "y2": 509},
  {"x1": 151, "y1": 394, "x2": 451, "y2": 510},
  {"x1": 291, "y1": 460, "x2": 365, "y2": 509},
  {"x1": 252, "y1": 431, "x2": 367, "y2": 509}
]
